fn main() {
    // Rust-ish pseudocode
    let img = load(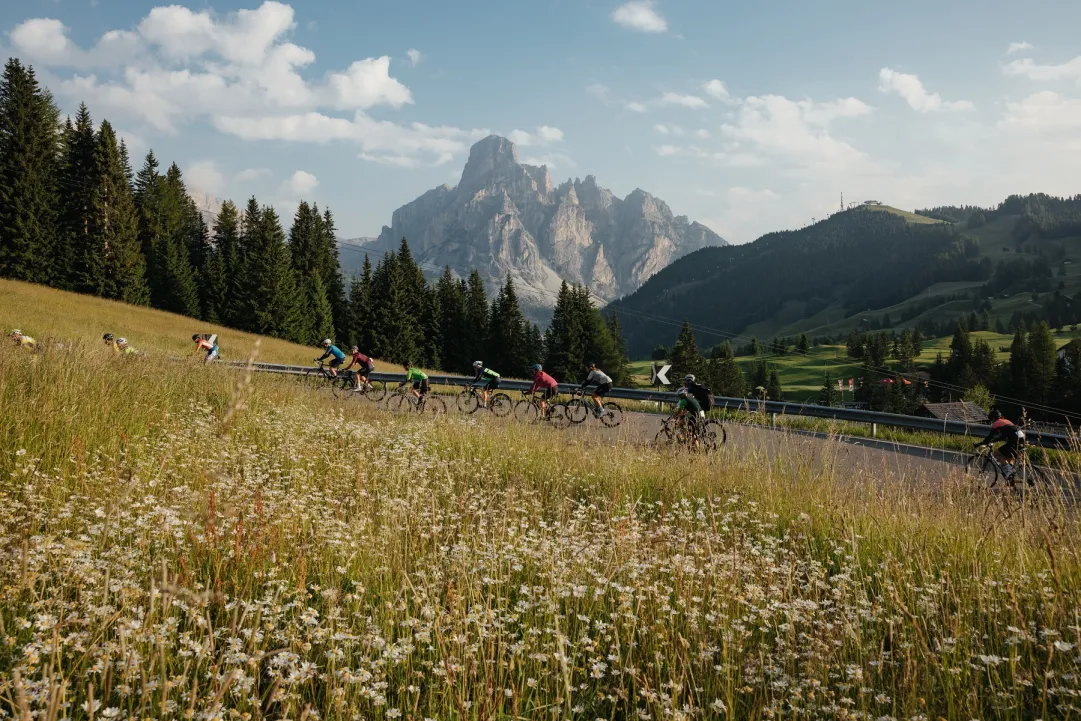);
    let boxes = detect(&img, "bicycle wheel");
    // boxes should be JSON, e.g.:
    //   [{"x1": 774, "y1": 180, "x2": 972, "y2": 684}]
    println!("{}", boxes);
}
[
  {"x1": 564, "y1": 398, "x2": 589, "y2": 424},
  {"x1": 514, "y1": 399, "x2": 538, "y2": 422},
  {"x1": 489, "y1": 393, "x2": 513, "y2": 417},
  {"x1": 457, "y1": 389, "x2": 480, "y2": 414},
  {"x1": 302, "y1": 368, "x2": 325, "y2": 390},
  {"x1": 330, "y1": 375, "x2": 356, "y2": 400},
  {"x1": 965, "y1": 454, "x2": 999, "y2": 489},
  {"x1": 654, "y1": 426, "x2": 676, "y2": 450},
  {"x1": 548, "y1": 404, "x2": 572, "y2": 429},
  {"x1": 423, "y1": 396, "x2": 447, "y2": 416},
  {"x1": 363, "y1": 380, "x2": 387, "y2": 402},
  {"x1": 704, "y1": 419, "x2": 727, "y2": 445},
  {"x1": 388, "y1": 394, "x2": 413, "y2": 413},
  {"x1": 700, "y1": 423, "x2": 719, "y2": 453},
  {"x1": 599, "y1": 402, "x2": 623, "y2": 428}
]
